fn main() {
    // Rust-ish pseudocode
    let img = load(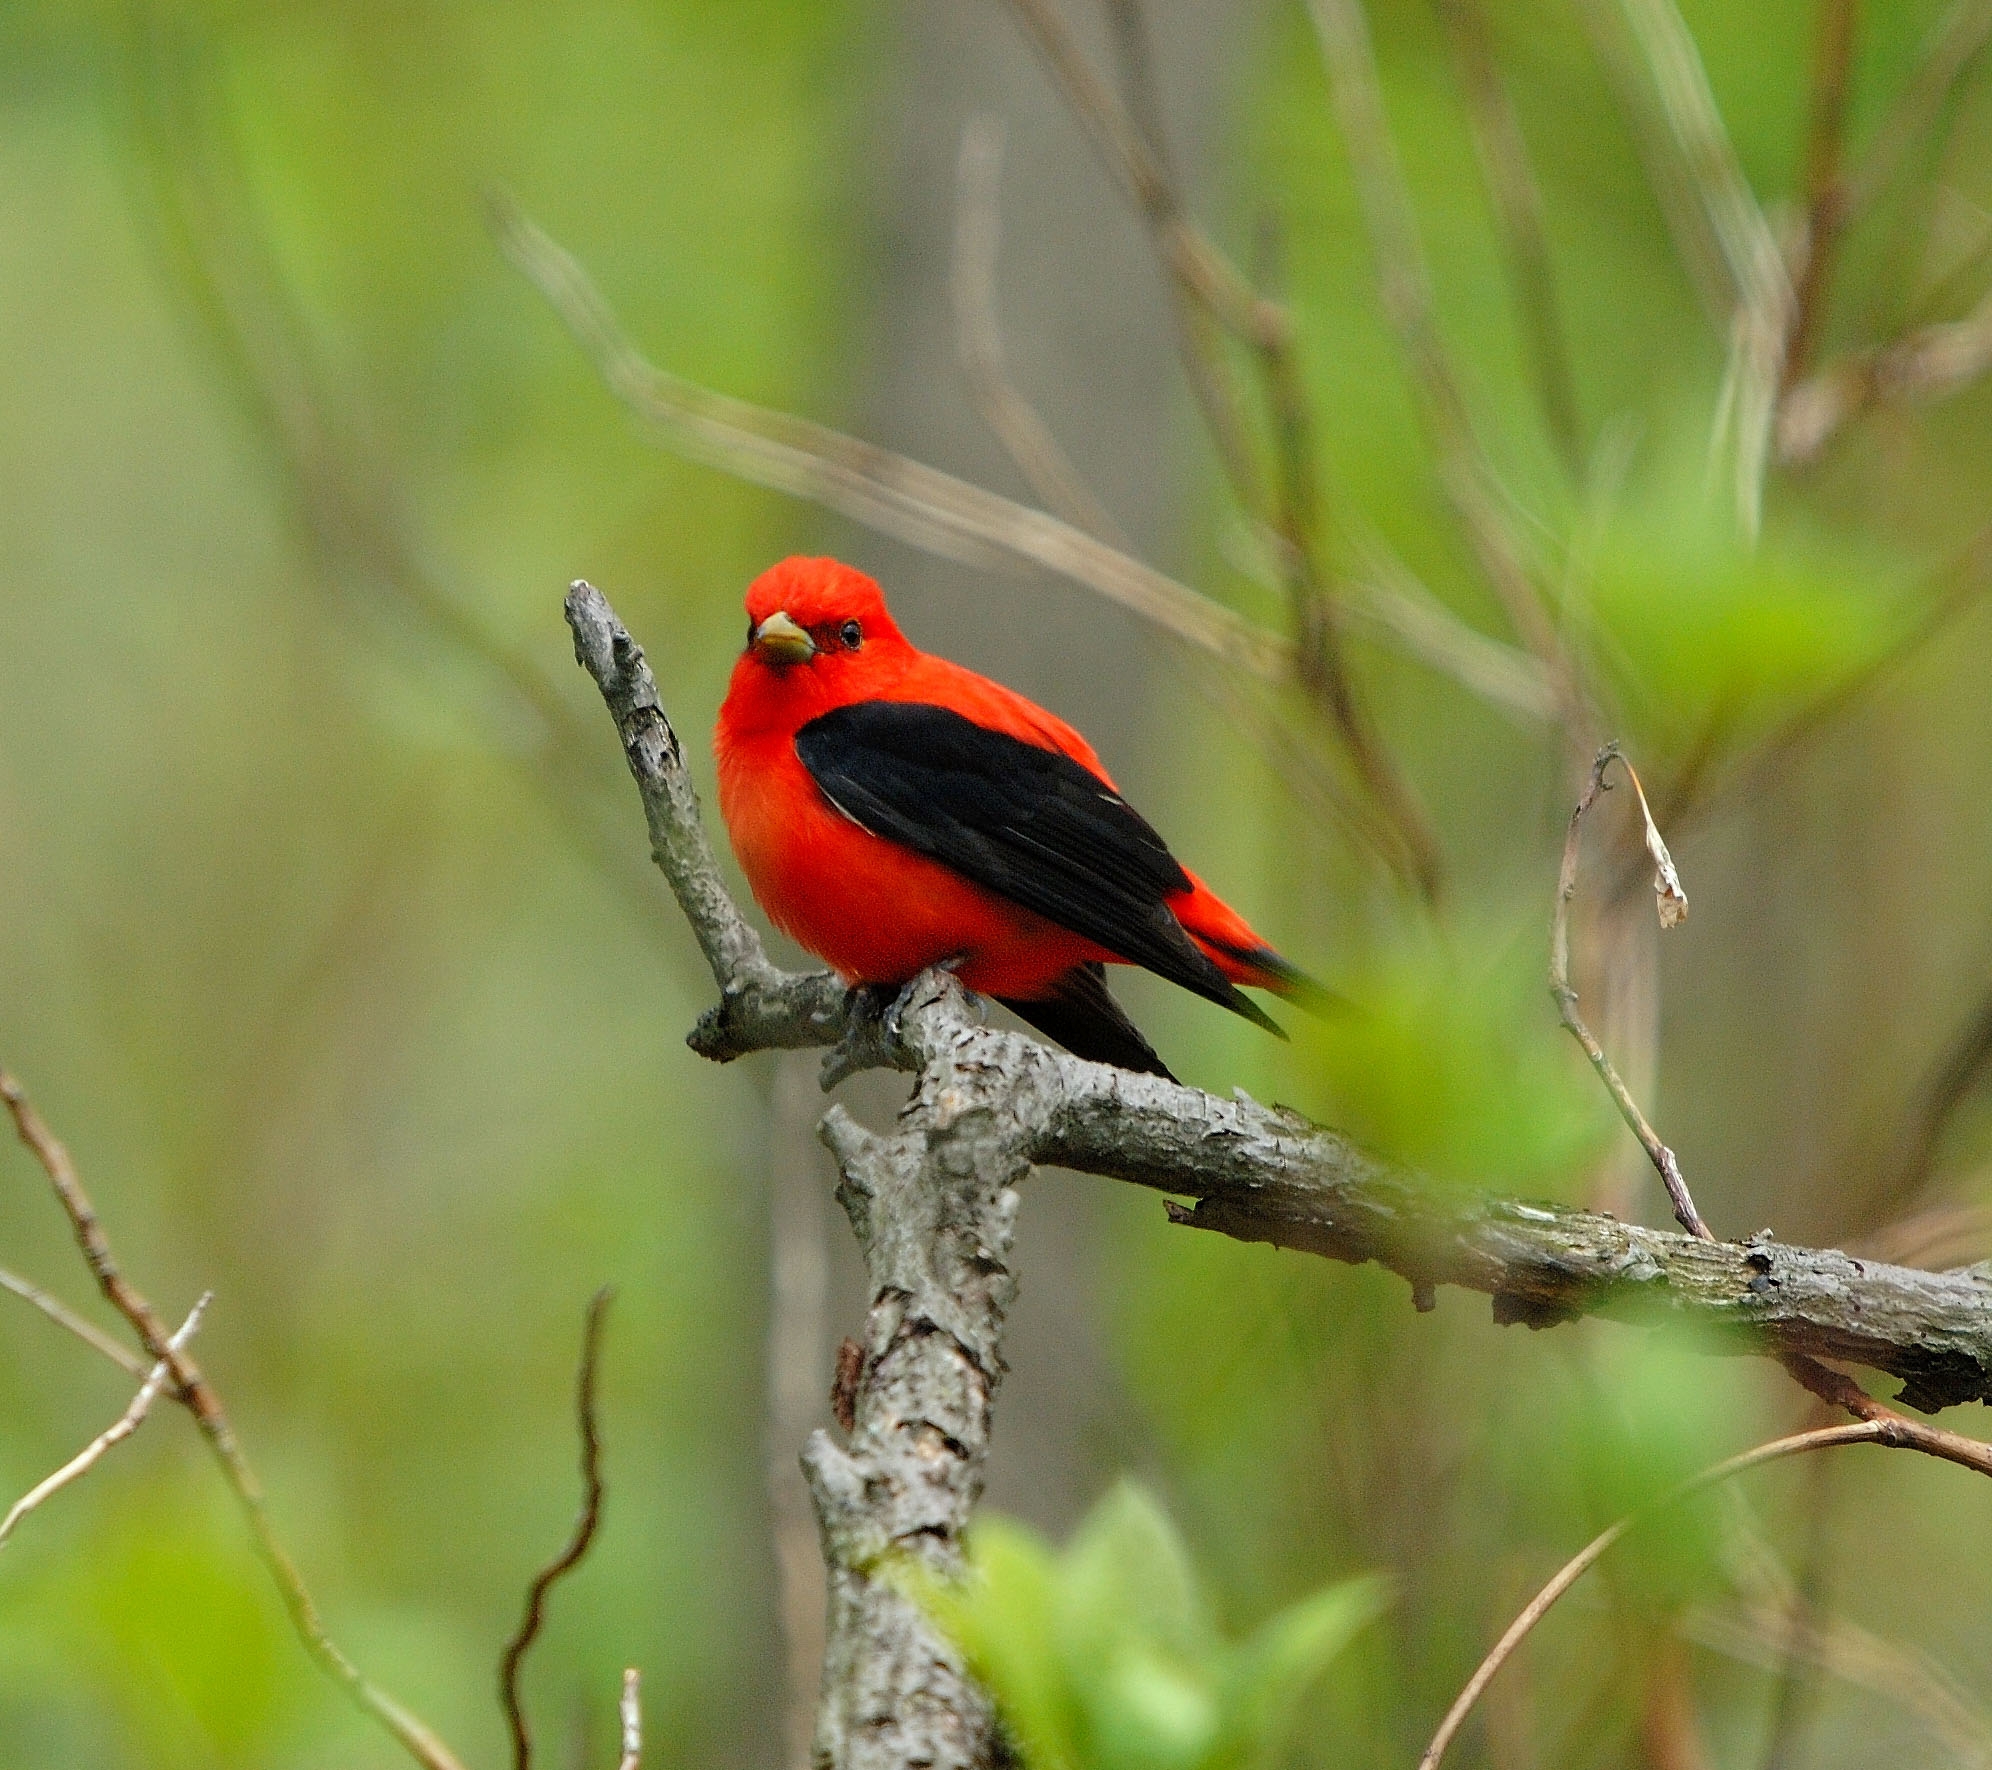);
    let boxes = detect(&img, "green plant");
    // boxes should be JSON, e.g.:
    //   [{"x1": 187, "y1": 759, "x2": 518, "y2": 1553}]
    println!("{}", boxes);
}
[{"x1": 906, "y1": 1482, "x2": 1386, "y2": 1770}]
